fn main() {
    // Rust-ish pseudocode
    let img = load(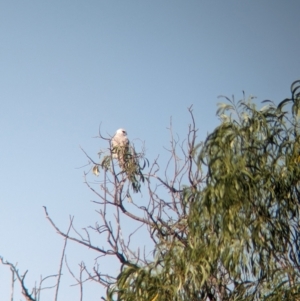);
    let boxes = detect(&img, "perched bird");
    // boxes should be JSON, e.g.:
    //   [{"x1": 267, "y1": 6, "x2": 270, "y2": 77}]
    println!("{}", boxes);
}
[
  {"x1": 94, "y1": 128, "x2": 143, "y2": 193},
  {"x1": 111, "y1": 128, "x2": 145, "y2": 193},
  {"x1": 111, "y1": 128, "x2": 129, "y2": 168}
]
